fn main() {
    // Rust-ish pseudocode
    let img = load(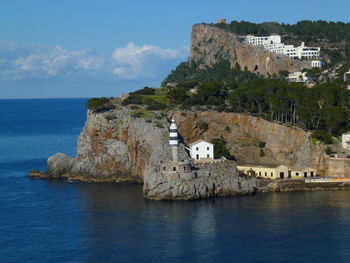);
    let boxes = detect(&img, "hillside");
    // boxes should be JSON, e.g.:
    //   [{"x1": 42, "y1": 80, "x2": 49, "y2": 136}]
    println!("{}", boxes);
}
[
  {"x1": 189, "y1": 24, "x2": 311, "y2": 77},
  {"x1": 216, "y1": 20, "x2": 350, "y2": 63},
  {"x1": 163, "y1": 20, "x2": 350, "y2": 86}
]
